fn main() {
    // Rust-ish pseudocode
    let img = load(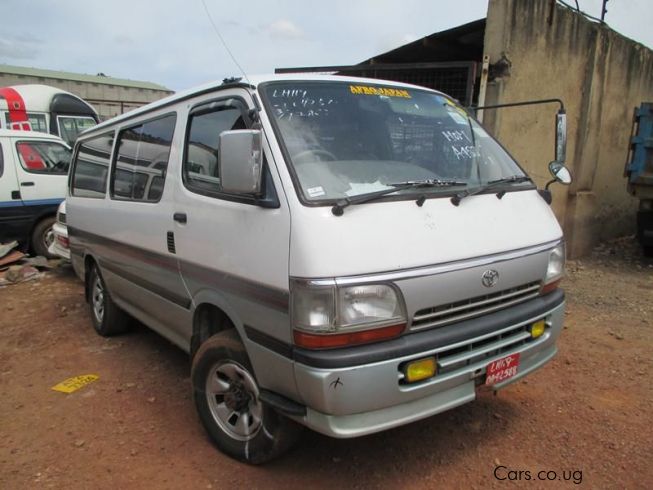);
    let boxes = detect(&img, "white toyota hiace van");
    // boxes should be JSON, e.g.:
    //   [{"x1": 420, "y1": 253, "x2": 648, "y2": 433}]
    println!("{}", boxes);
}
[
  {"x1": 66, "y1": 75, "x2": 570, "y2": 463},
  {"x1": 0, "y1": 129, "x2": 71, "y2": 256}
]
